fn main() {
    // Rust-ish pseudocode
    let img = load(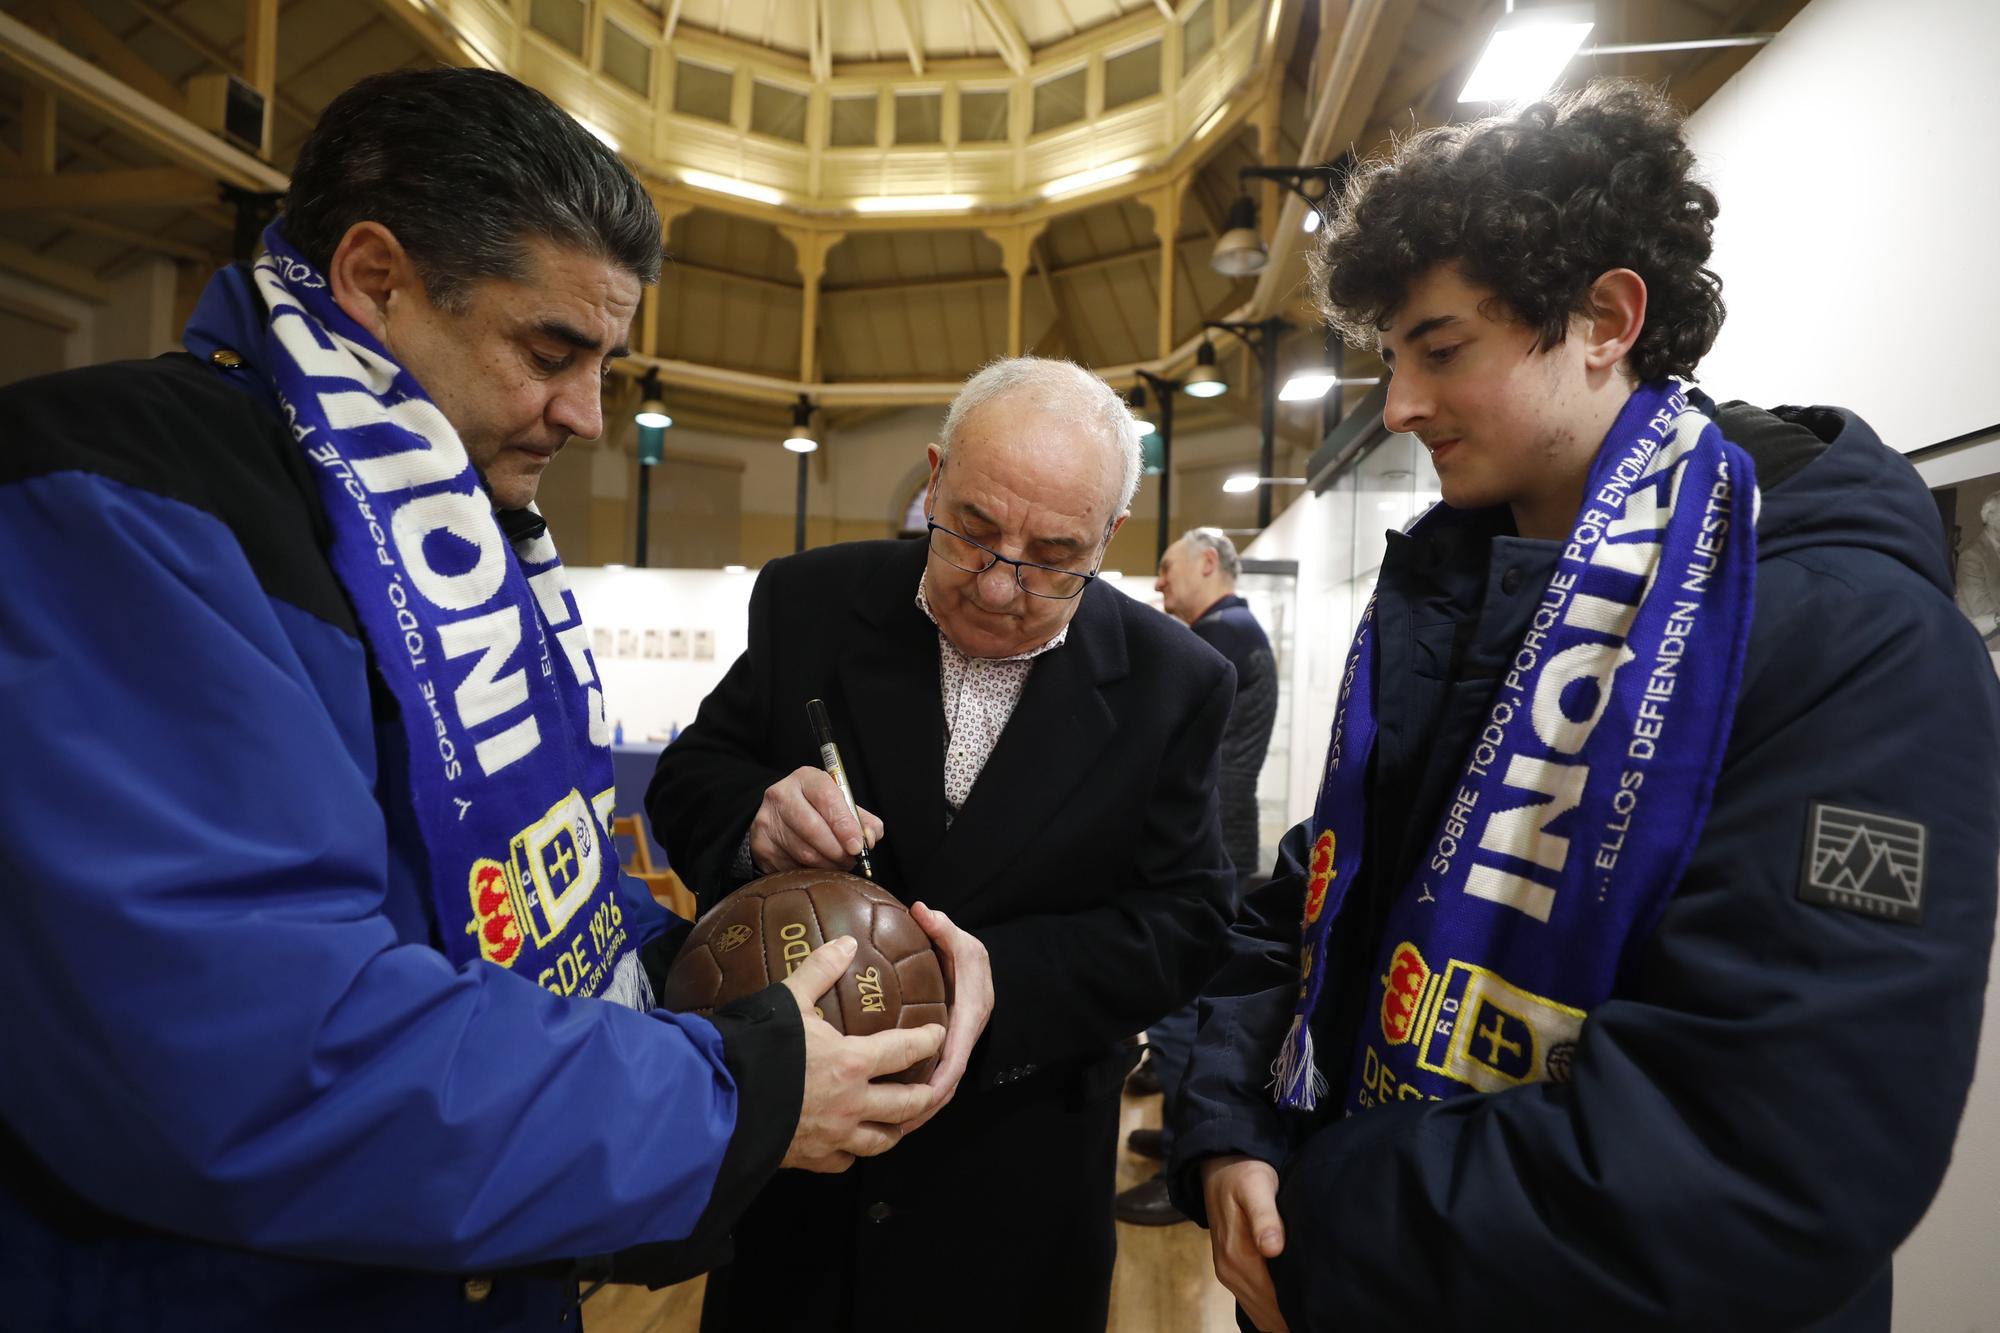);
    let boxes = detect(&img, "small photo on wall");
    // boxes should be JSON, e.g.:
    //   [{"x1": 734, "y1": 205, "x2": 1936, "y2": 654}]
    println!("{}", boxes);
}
[
  {"x1": 1934, "y1": 474, "x2": 2000, "y2": 655},
  {"x1": 642, "y1": 629, "x2": 664, "y2": 659},
  {"x1": 667, "y1": 628, "x2": 689, "y2": 660},
  {"x1": 615, "y1": 629, "x2": 638, "y2": 659},
  {"x1": 693, "y1": 629, "x2": 715, "y2": 661},
  {"x1": 591, "y1": 627, "x2": 612, "y2": 661}
]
